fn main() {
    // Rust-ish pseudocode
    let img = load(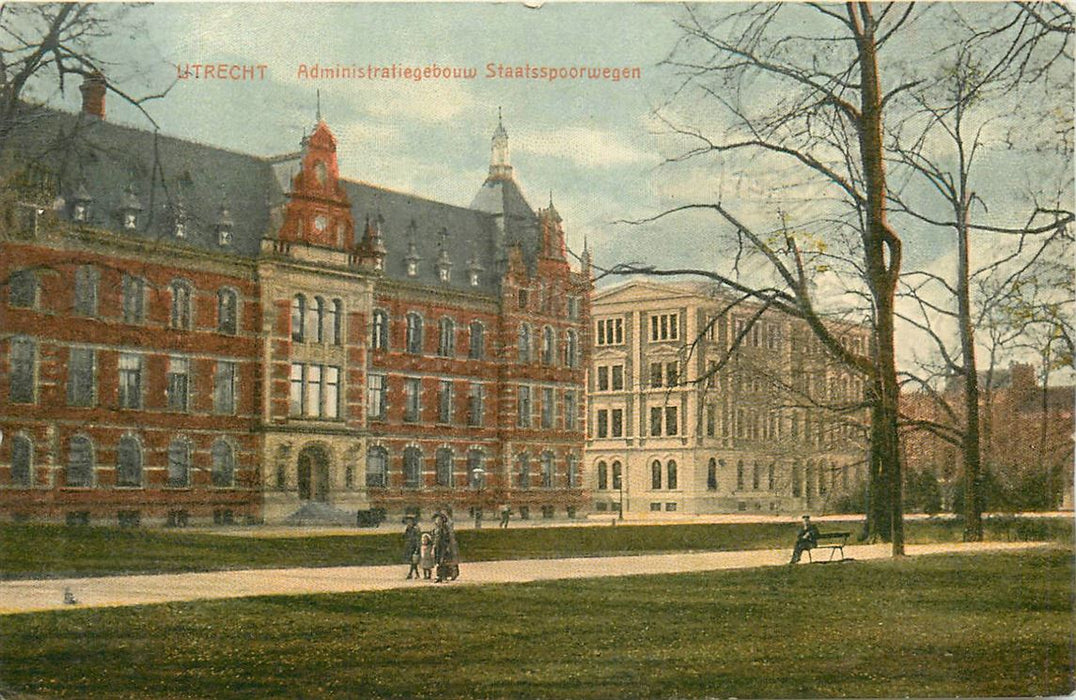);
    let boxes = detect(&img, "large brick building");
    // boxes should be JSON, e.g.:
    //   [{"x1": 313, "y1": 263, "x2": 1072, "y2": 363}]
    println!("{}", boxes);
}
[
  {"x1": 0, "y1": 78, "x2": 590, "y2": 526},
  {"x1": 587, "y1": 281, "x2": 869, "y2": 517}
]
